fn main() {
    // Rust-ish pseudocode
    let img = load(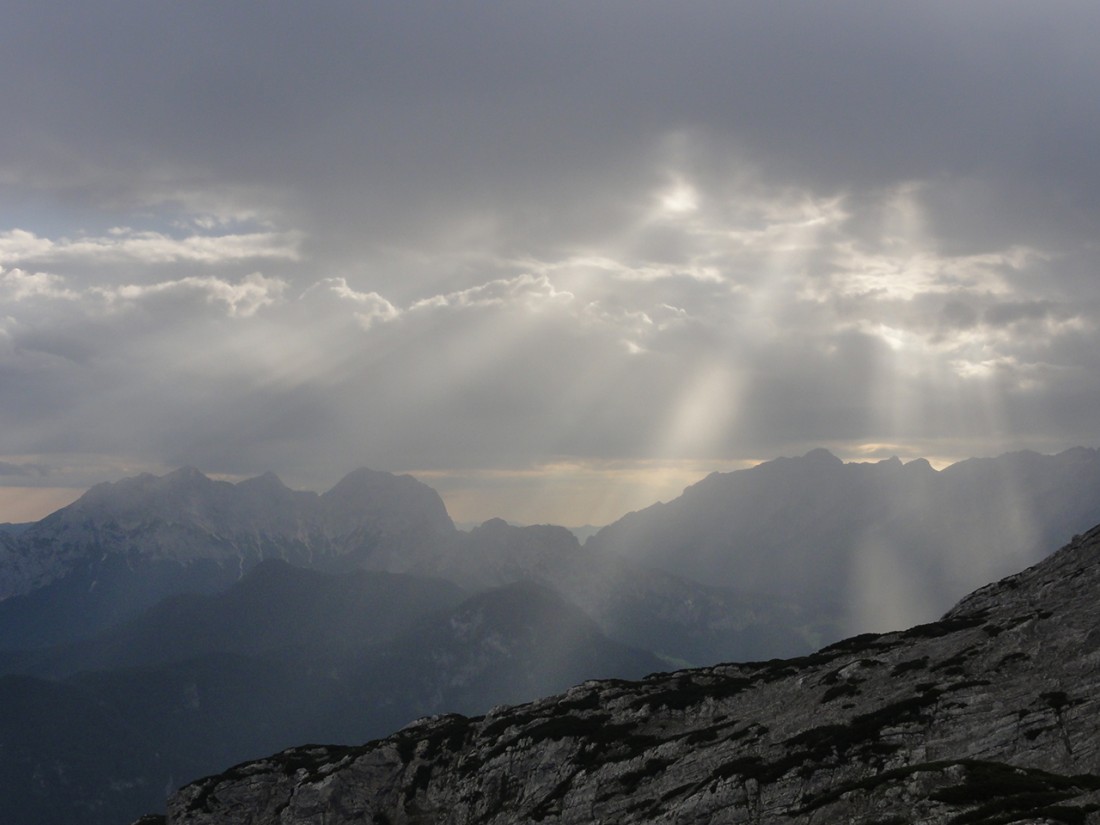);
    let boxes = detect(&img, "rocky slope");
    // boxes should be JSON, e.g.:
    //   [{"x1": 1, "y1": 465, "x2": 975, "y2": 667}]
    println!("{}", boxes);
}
[{"x1": 159, "y1": 523, "x2": 1100, "y2": 825}]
